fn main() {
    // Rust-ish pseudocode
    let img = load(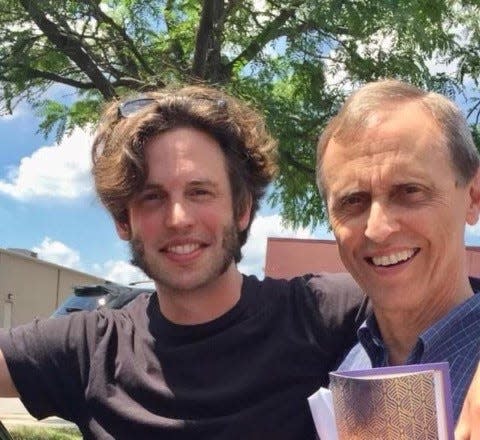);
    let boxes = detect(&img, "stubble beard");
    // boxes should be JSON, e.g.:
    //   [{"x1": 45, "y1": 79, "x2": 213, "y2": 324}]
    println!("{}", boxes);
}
[{"x1": 129, "y1": 223, "x2": 240, "y2": 294}]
